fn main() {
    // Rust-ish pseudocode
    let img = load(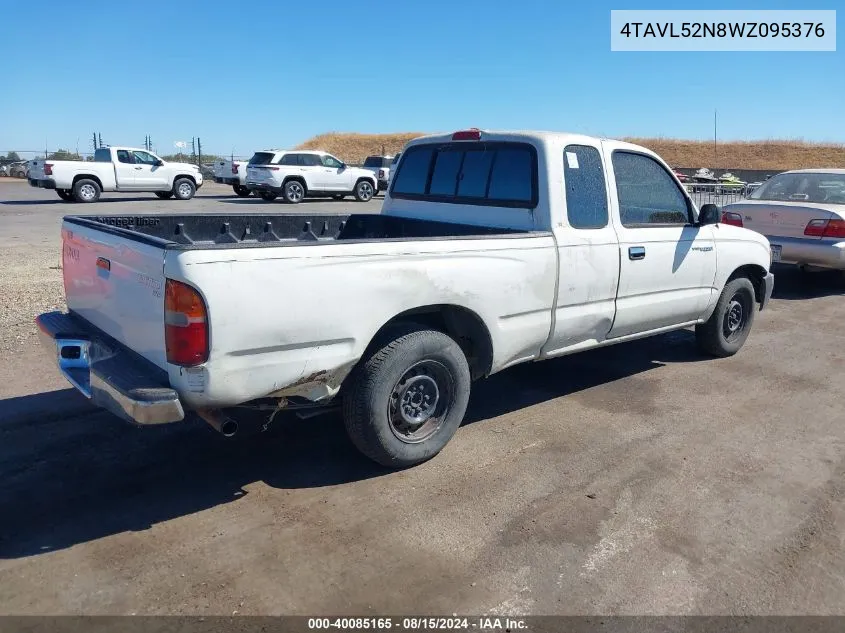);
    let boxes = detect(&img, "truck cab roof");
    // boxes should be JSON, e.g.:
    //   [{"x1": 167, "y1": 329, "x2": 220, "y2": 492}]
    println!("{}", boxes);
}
[{"x1": 404, "y1": 129, "x2": 659, "y2": 158}]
